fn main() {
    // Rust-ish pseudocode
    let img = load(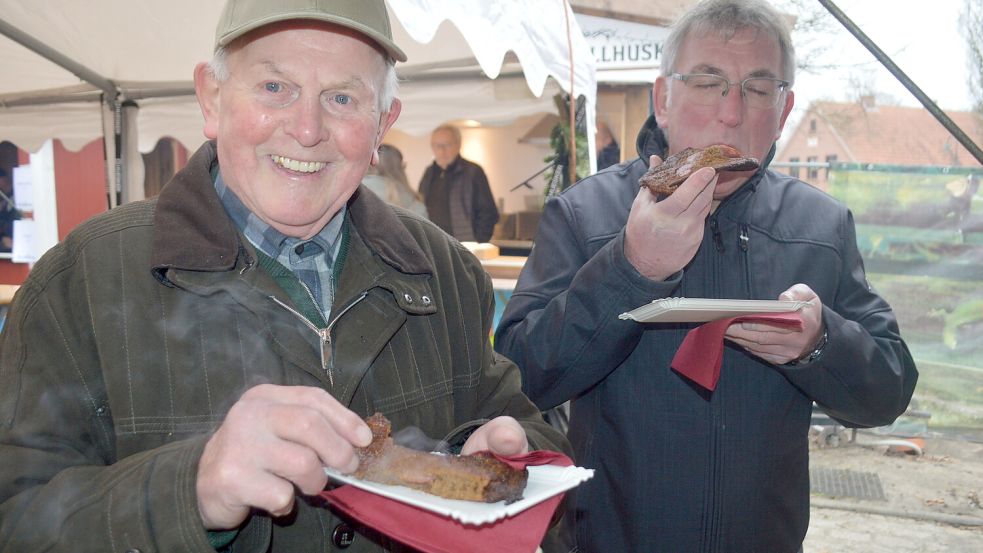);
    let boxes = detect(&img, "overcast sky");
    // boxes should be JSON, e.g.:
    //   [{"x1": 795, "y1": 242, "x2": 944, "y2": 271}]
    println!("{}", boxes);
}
[{"x1": 777, "y1": 0, "x2": 974, "y2": 116}]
